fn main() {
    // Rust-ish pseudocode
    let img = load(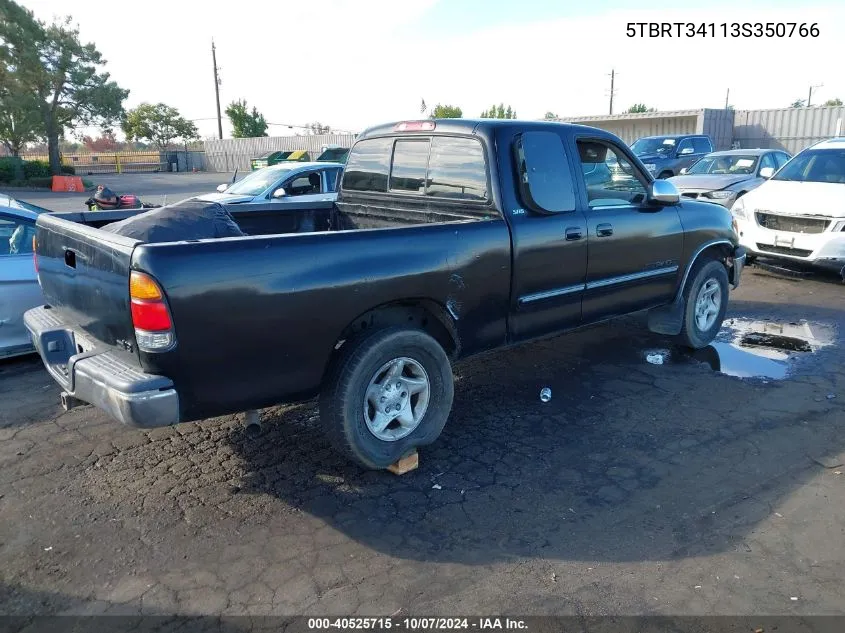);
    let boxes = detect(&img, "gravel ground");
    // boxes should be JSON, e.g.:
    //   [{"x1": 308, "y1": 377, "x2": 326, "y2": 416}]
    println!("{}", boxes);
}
[{"x1": 0, "y1": 267, "x2": 843, "y2": 621}]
